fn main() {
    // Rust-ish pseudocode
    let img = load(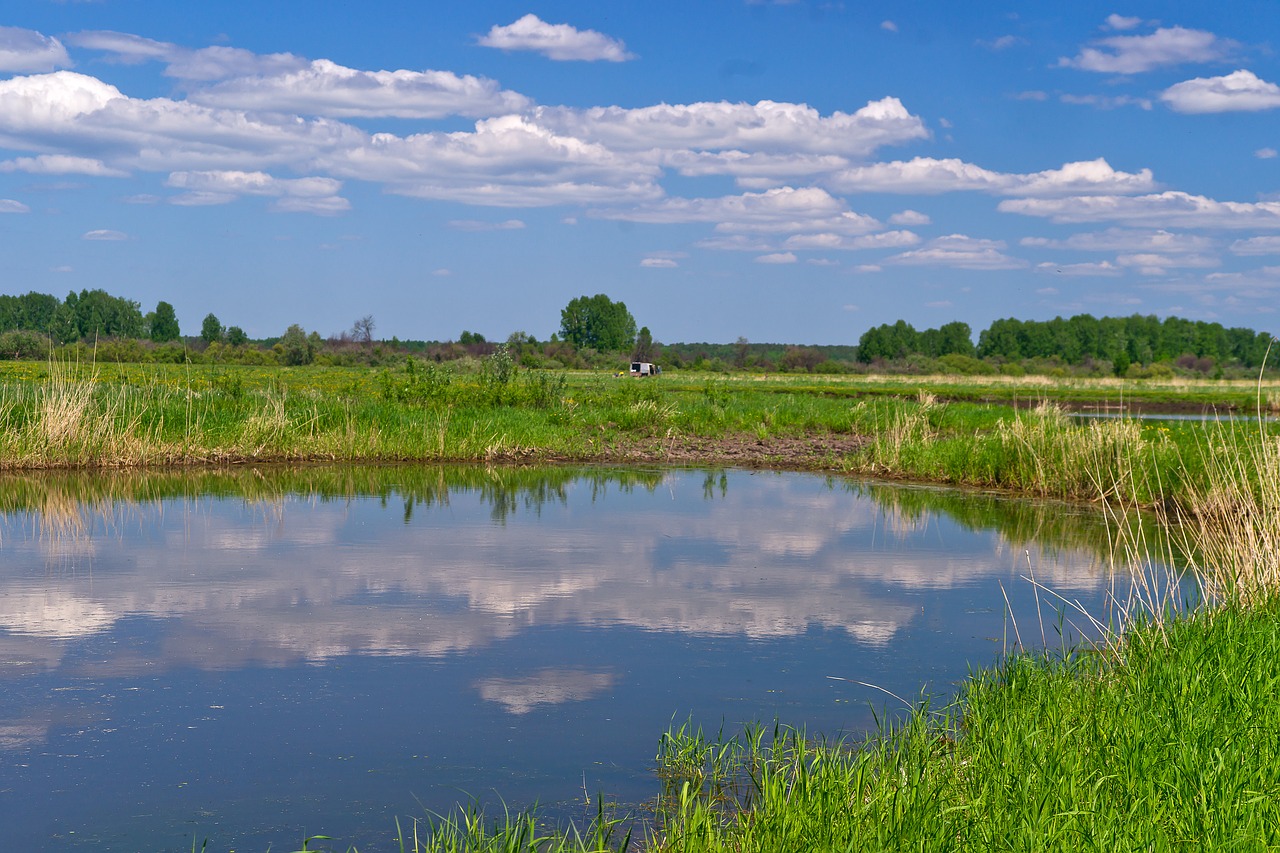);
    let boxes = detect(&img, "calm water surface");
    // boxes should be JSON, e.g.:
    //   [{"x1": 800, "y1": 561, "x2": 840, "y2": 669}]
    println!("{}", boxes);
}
[{"x1": 0, "y1": 465, "x2": 1129, "y2": 851}]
